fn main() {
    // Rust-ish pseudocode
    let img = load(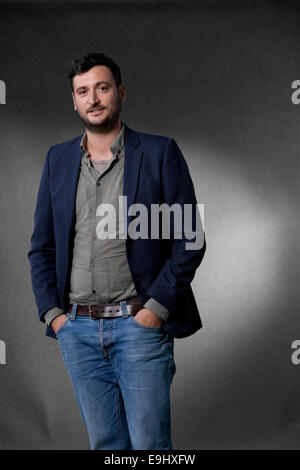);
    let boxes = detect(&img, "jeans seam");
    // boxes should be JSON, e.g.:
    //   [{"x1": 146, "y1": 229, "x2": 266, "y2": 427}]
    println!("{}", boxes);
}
[
  {"x1": 168, "y1": 346, "x2": 176, "y2": 386},
  {"x1": 110, "y1": 319, "x2": 113, "y2": 344},
  {"x1": 115, "y1": 385, "x2": 123, "y2": 450},
  {"x1": 98, "y1": 319, "x2": 104, "y2": 350}
]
